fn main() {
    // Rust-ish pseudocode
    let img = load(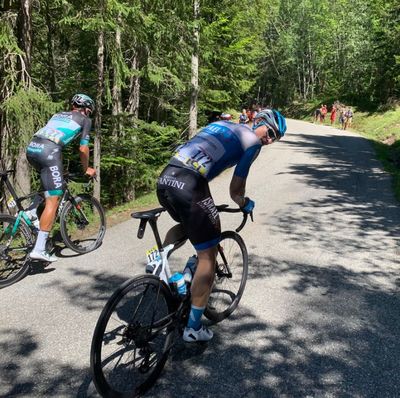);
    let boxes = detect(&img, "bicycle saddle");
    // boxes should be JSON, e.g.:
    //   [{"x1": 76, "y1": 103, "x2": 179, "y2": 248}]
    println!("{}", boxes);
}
[{"x1": 131, "y1": 207, "x2": 166, "y2": 220}]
